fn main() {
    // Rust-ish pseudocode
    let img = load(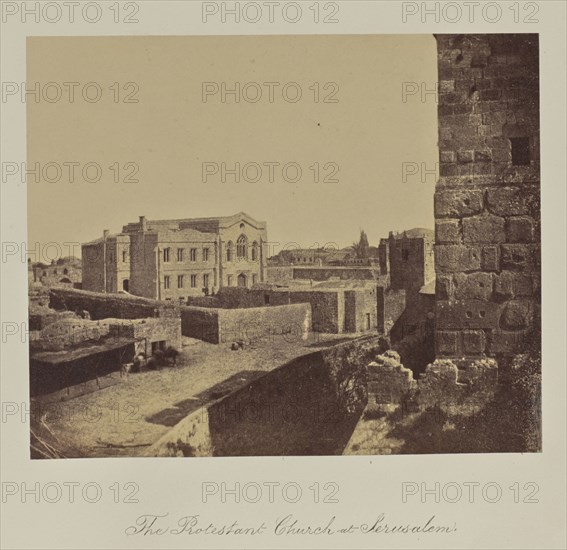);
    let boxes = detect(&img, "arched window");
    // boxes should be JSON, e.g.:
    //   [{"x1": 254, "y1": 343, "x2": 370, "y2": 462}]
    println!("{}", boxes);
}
[
  {"x1": 226, "y1": 241, "x2": 234, "y2": 262},
  {"x1": 251, "y1": 241, "x2": 259, "y2": 261},
  {"x1": 237, "y1": 235, "x2": 247, "y2": 259}
]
